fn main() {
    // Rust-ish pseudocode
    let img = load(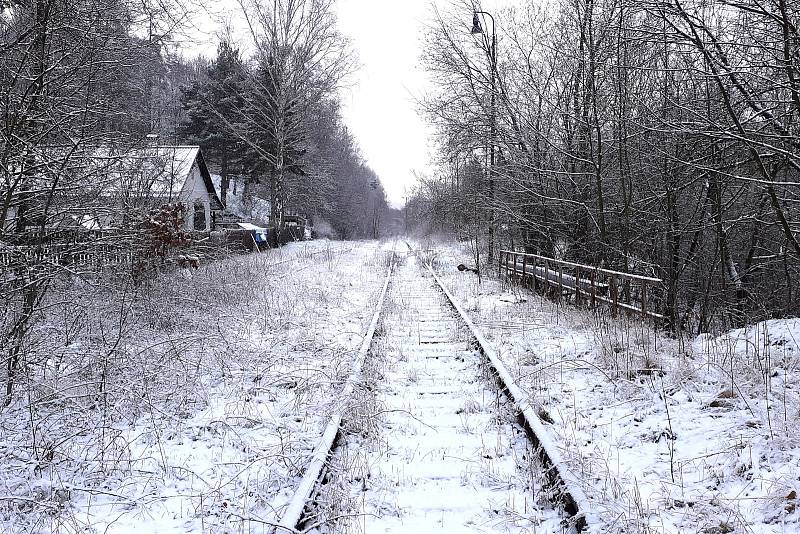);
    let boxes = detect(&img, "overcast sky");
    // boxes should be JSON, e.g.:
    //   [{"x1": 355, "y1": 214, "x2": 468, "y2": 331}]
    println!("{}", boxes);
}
[
  {"x1": 335, "y1": 0, "x2": 434, "y2": 208},
  {"x1": 187, "y1": 0, "x2": 506, "y2": 209}
]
